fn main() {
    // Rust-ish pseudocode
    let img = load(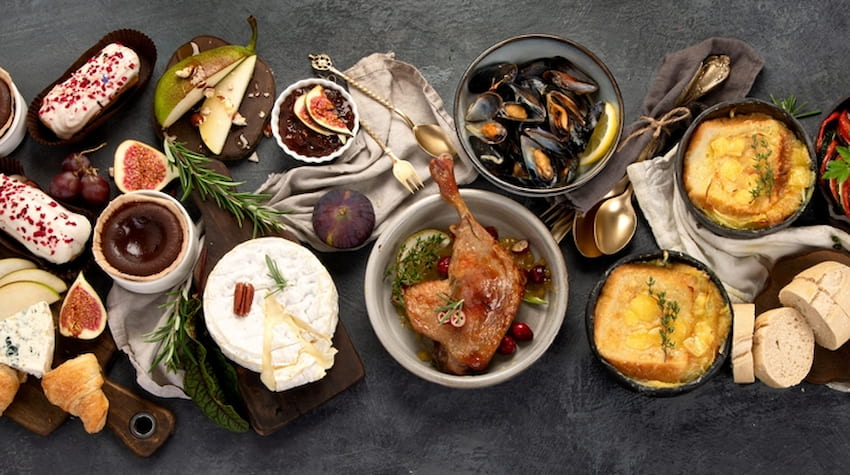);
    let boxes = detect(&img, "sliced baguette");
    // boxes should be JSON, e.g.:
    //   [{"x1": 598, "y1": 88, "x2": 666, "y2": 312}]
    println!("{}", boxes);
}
[
  {"x1": 752, "y1": 307, "x2": 814, "y2": 388},
  {"x1": 779, "y1": 277, "x2": 850, "y2": 350},
  {"x1": 795, "y1": 260, "x2": 850, "y2": 312},
  {"x1": 731, "y1": 303, "x2": 755, "y2": 384}
]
